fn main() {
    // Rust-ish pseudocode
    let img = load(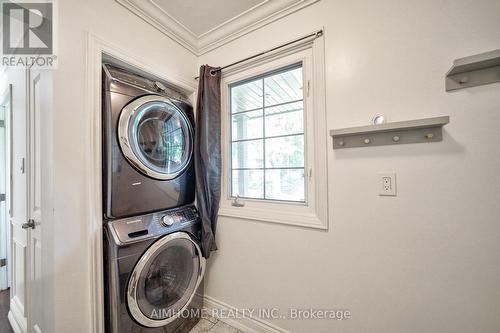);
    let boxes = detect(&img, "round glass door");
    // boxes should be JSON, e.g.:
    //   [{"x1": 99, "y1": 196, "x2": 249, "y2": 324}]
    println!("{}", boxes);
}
[
  {"x1": 127, "y1": 232, "x2": 205, "y2": 327},
  {"x1": 118, "y1": 95, "x2": 193, "y2": 180}
]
